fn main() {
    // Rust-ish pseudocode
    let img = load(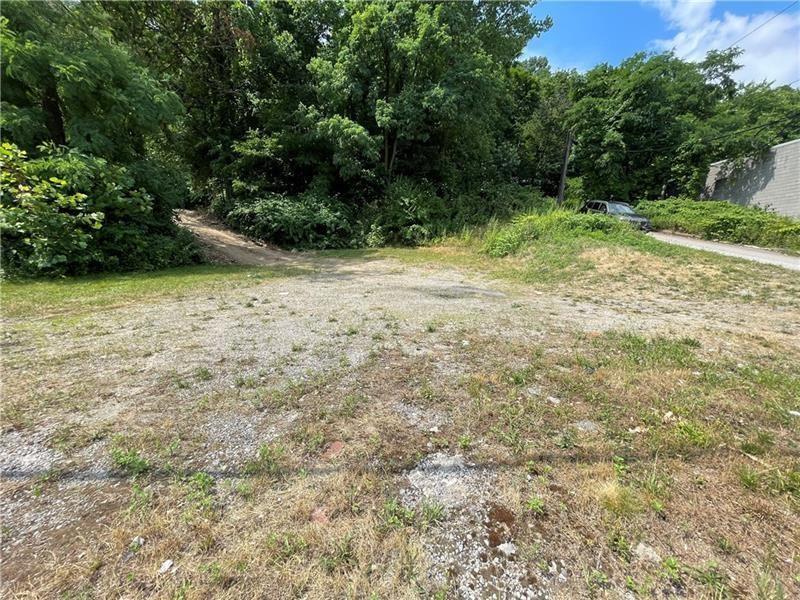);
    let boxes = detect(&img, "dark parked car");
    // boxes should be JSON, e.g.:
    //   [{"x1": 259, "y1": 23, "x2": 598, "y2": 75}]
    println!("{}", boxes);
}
[{"x1": 579, "y1": 200, "x2": 652, "y2": 231}]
